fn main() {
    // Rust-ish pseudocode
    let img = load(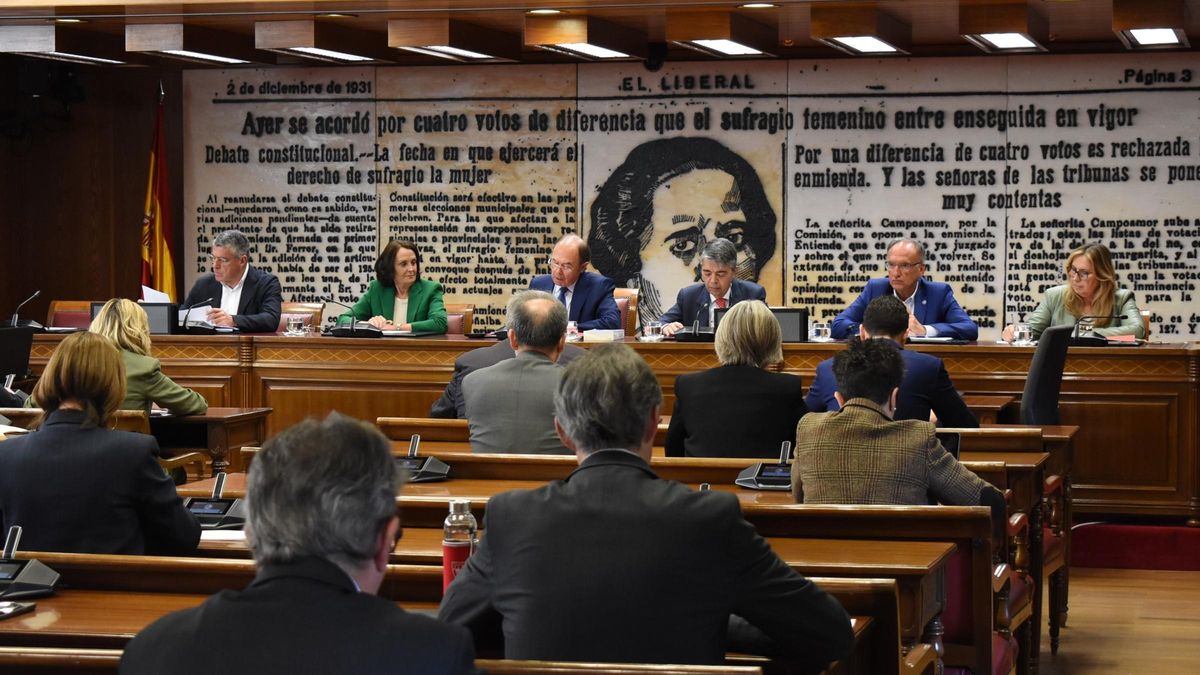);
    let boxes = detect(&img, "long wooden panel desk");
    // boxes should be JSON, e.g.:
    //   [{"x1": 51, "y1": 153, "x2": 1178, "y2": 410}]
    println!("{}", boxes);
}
[{"x1": 30, "y1": 334, "x2": 1196, "y2": 520}]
